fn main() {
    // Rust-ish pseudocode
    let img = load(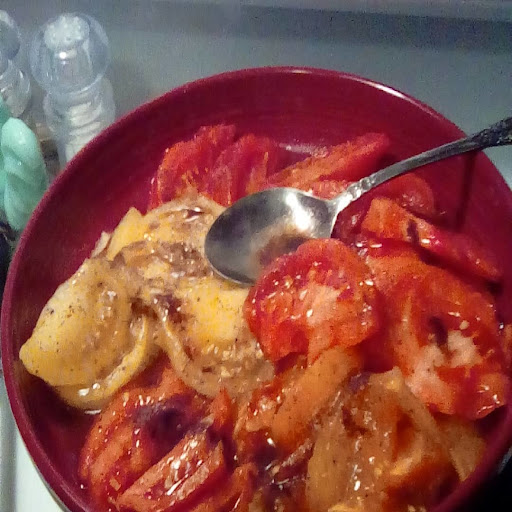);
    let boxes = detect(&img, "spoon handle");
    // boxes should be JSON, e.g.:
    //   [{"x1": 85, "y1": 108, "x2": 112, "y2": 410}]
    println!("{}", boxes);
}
[{"x1": 331, "y1": 116, "x2": 512, "y2": 215}]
